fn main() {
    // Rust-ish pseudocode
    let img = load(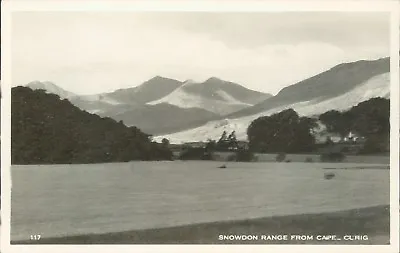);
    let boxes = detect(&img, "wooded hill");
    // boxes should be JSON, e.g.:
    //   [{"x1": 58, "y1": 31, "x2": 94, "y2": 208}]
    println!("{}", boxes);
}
[{"x1": 12, "y1": 87, "x2": 173, "y2": 164}]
